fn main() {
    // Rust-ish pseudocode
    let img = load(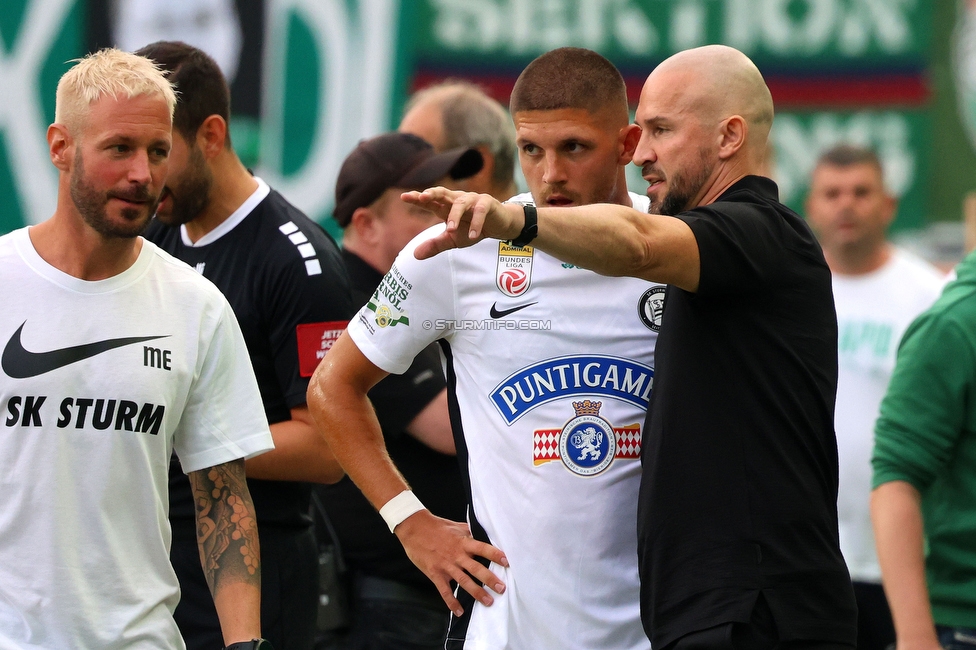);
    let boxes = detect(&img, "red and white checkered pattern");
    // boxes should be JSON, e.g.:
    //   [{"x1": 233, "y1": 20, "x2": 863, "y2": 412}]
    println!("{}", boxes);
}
[
  {"x1": 533, "y1": 429, "x2": 562, "y2": 464},
  {"x1": 615, "y1": 425, "x2": 642, "y2": 459}
]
